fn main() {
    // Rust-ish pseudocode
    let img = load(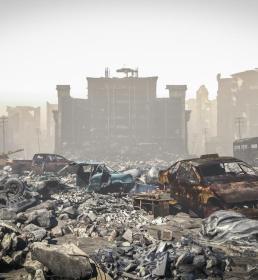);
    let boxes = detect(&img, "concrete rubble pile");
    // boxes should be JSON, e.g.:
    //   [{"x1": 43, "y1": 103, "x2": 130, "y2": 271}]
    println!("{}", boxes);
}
[
  {"x1": 0, "y1": 182, "x2": 154, "y2": 279},
  {"x1": 51, "y1": 191, "x2": 151, "y2": 240},
  {"x1": 92, "y1": 236, "x2": 230, "y2": 280},
  {"x1": 1, "y1": 165, "x2": 258, "y2": 279},
  {"x1": 0, "y1": 219, "x2": 28, "y2": 269}
]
